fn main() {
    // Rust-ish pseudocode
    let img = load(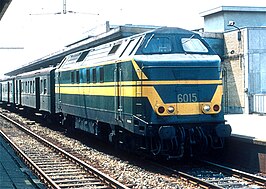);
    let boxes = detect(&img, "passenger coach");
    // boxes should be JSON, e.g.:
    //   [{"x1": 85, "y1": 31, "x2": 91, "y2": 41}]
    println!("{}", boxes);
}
[
  {"x1": 15, "y1": 67, "x2": 56, "y2": 116},
  {"x1": 0, "y1": 77, "x2": 15, "y2": 106}
]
